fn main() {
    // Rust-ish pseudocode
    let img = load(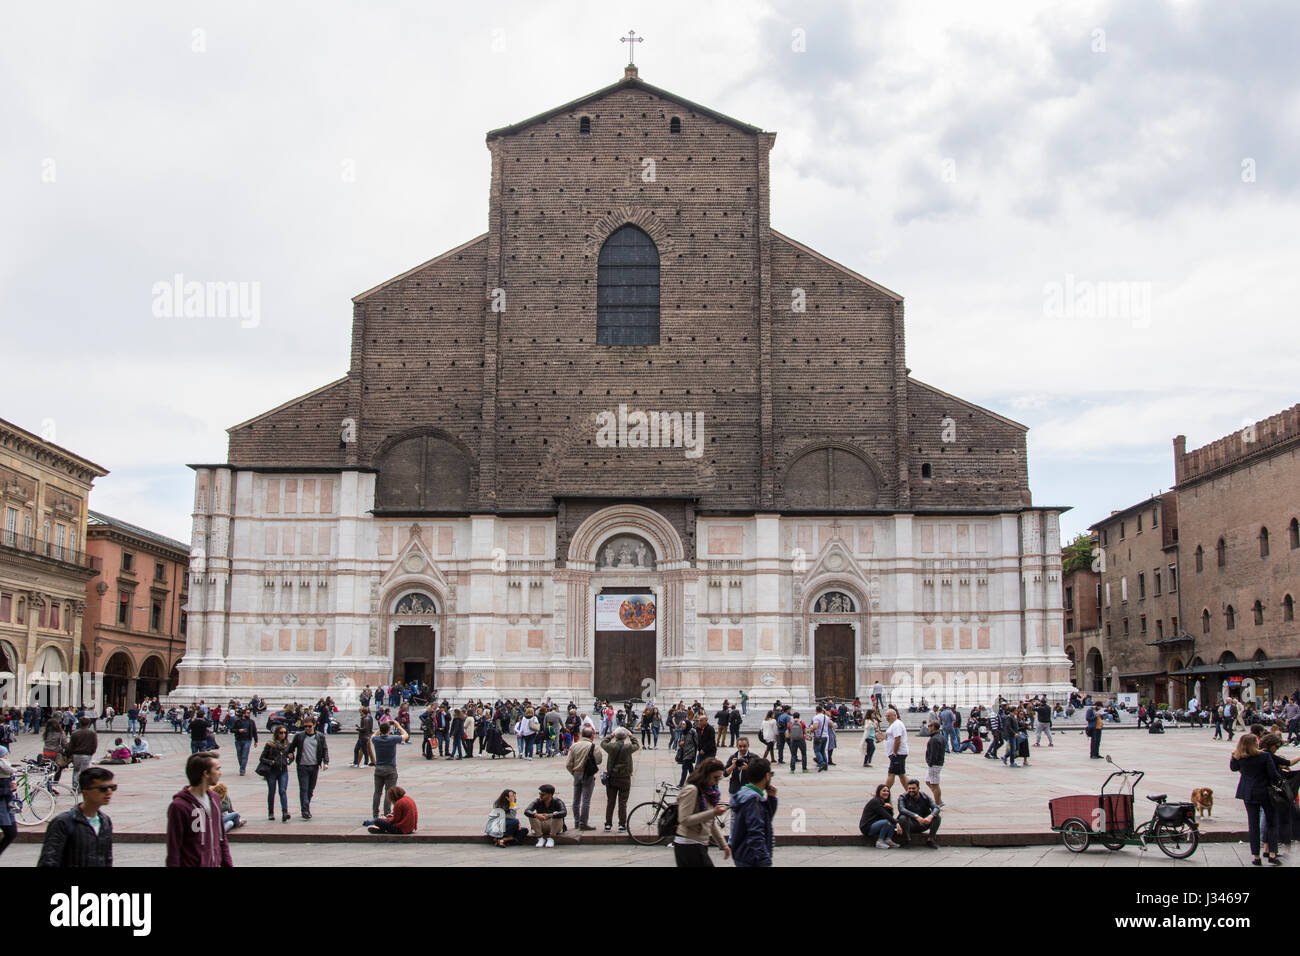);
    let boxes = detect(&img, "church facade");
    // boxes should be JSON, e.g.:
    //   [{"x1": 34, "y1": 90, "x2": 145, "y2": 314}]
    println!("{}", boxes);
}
[{"x1": 177, "y1": 67, "x2": 1072, "y2": 707}]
